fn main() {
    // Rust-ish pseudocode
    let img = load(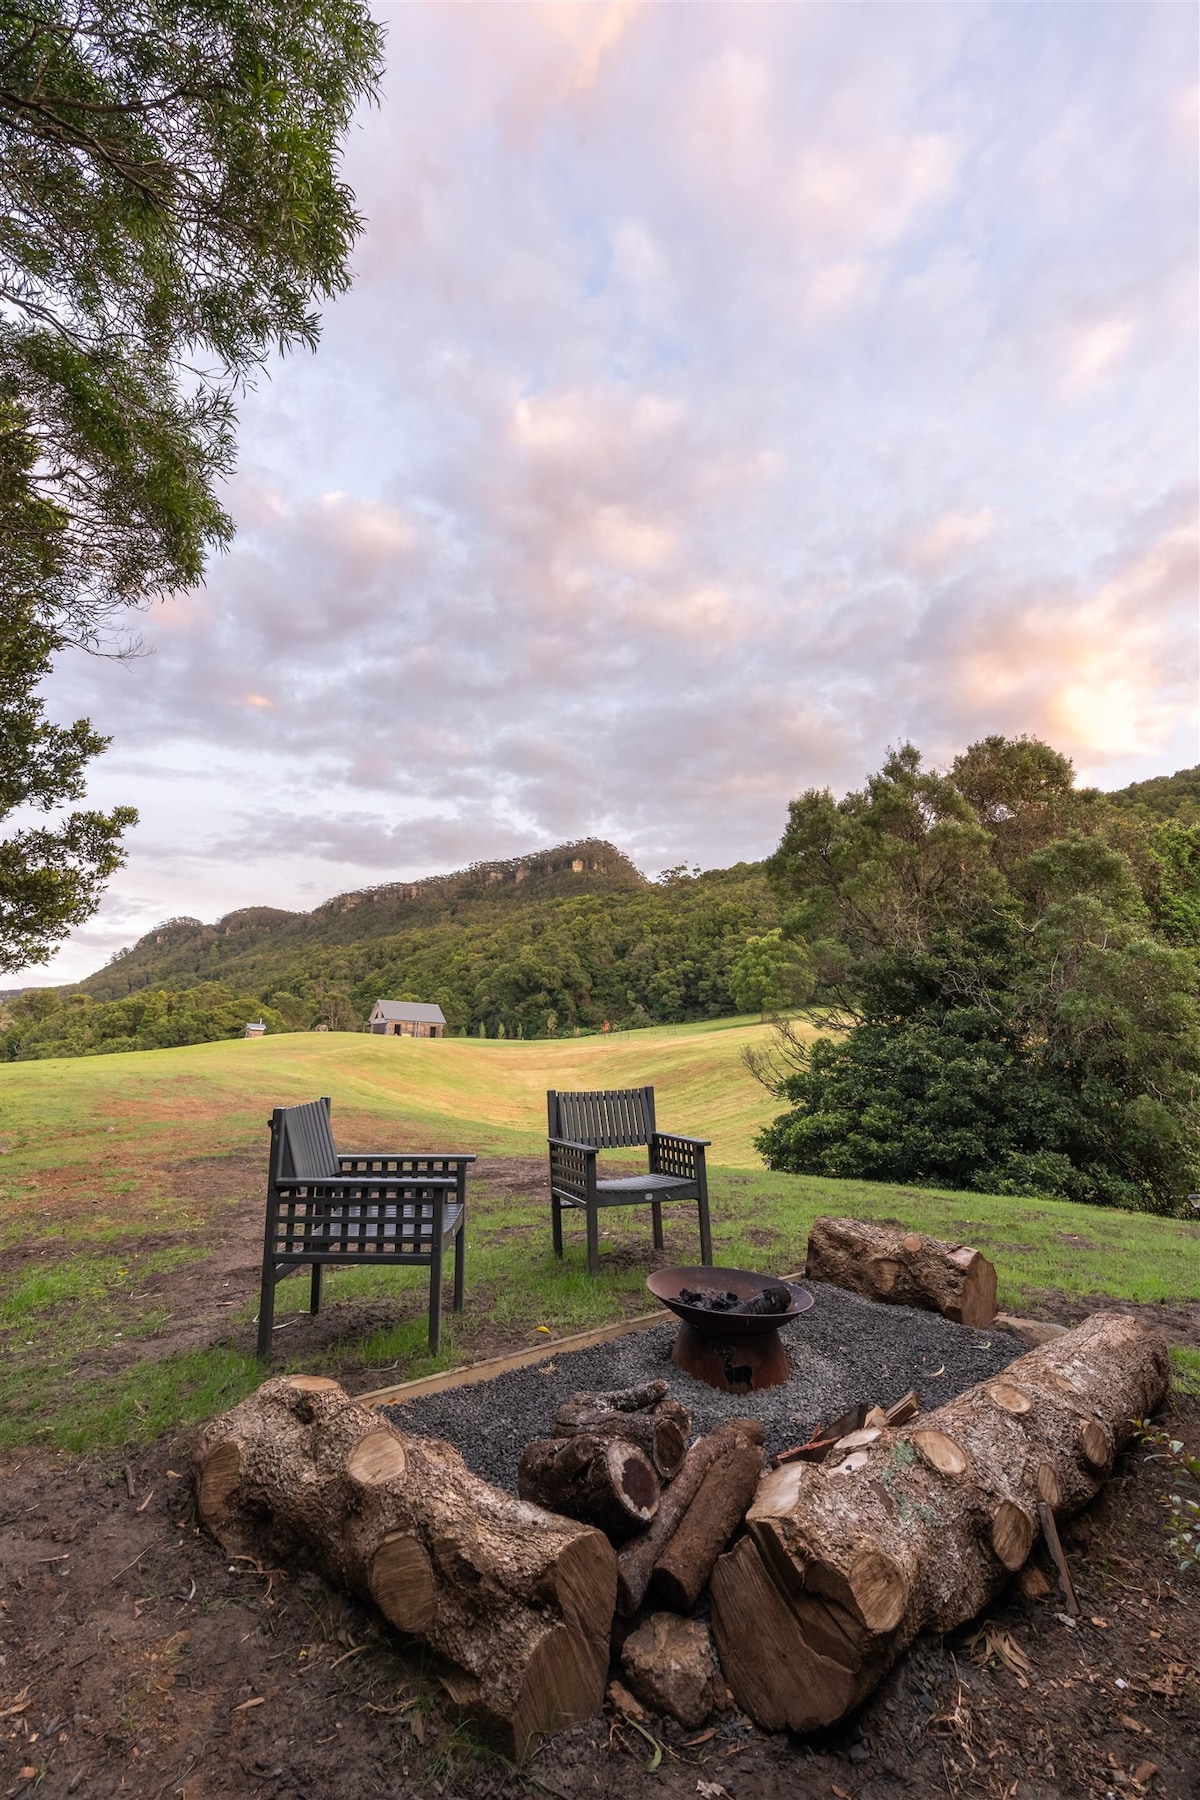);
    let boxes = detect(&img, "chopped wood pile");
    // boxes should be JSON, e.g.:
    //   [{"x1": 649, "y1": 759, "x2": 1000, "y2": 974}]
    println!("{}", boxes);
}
[{"x1": 193, "y1": 1309, "x2": 1170, "y2": 1755}]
